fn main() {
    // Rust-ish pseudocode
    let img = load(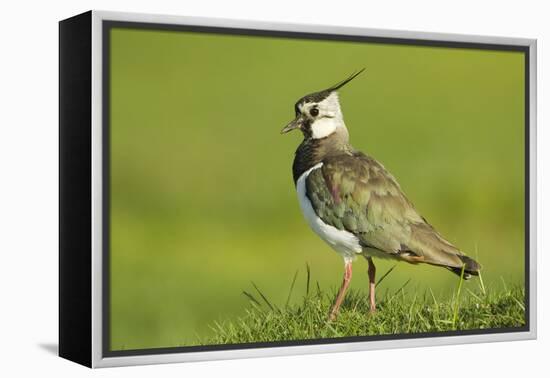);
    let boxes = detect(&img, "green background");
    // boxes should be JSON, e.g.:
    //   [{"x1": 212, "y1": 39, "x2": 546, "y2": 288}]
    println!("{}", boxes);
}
[{"x1": 109, "y1": 27, "x2": 525, "y2": 350}]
